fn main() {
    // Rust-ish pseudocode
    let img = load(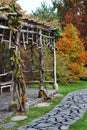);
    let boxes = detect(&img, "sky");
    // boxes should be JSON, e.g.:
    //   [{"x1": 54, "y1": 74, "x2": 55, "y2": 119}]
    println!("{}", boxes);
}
[{"x1": 17, "y1": 0, "x2": 52, "y2": 14}]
